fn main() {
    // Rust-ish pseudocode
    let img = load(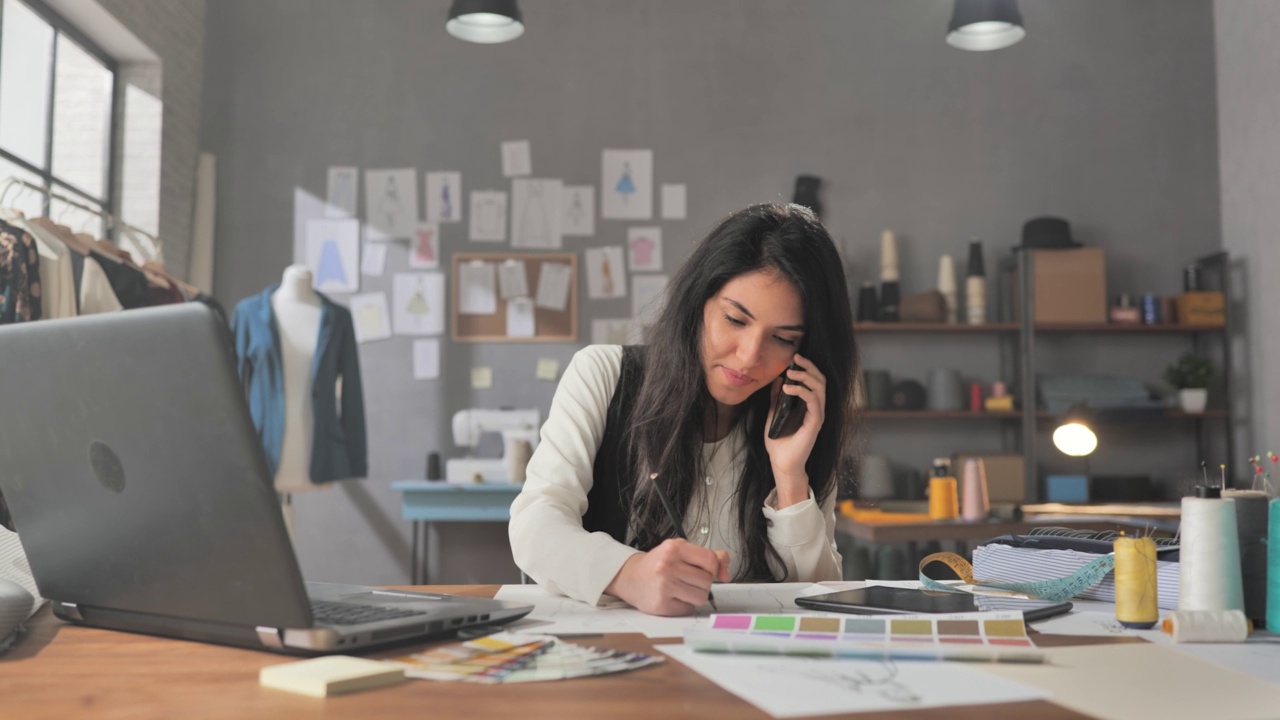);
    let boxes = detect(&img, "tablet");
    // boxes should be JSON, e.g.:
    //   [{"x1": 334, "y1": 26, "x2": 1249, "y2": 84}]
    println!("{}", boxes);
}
[{"x1": 794, "y1": 586, "x2": 1072, "y2": 622}]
